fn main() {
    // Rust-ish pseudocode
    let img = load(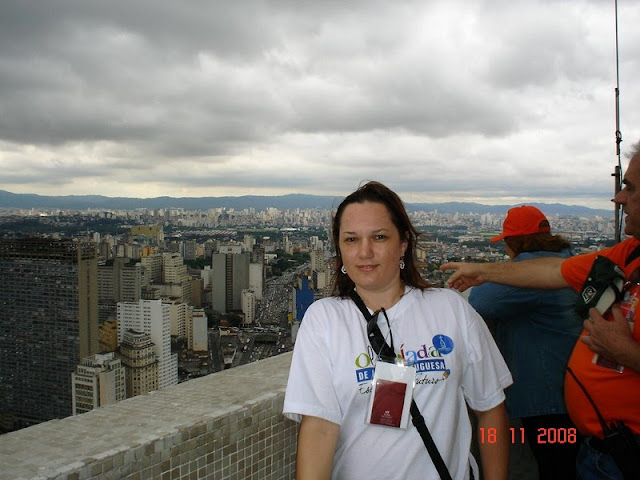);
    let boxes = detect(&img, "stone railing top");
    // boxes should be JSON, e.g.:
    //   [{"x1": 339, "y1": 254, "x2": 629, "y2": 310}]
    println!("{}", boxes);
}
[{"x1": 0, "y1": 352, "x2": 293, "y2": 480}]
